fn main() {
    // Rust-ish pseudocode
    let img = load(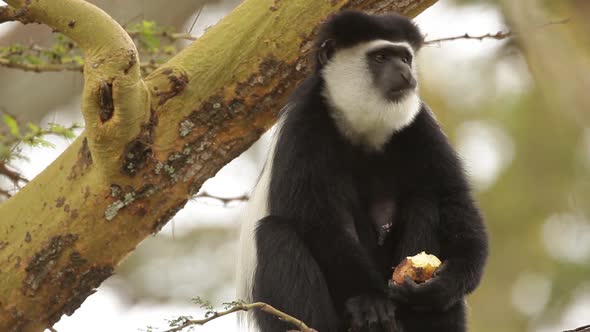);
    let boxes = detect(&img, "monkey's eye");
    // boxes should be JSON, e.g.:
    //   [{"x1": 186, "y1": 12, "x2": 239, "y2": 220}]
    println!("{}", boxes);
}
[
  {"x1": 401, "y1": 56, "x2": 411, "y2": 64},
  {"x1": 373, "y1": 53, "x2": 388, "y2": 63}
]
